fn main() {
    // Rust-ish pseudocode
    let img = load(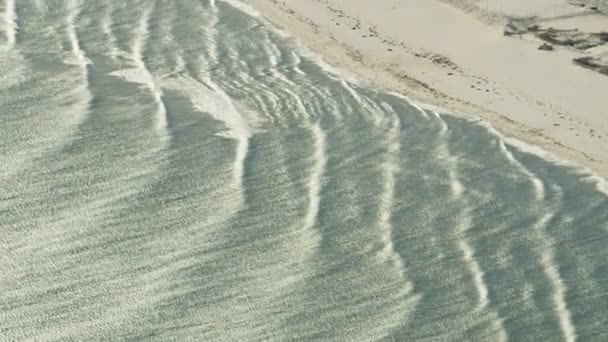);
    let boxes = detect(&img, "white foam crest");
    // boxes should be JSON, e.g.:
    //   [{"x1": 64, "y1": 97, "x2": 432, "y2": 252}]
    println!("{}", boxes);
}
[
  {"x1": 231, "y1": 34, "x2": 305, "y2": 124},
  {"x1": 0, "y1": 47, "x2": 26, "y2": 90},
  {"x1": 132, "y1": 6, "x2": 150, "y2": 70},
  {"x1": 317, "y1": 86, "x2": 345, "y2": 122},
  {"x1": 111, "y1": 6, "x2": 169, "y2": 133},
  {"x1": 432, "y1": 111, "x2": 449, "y2": 135},
  {"x1": 304, "y1": 123, "x2": 326, "y2": 230},
  {"x1": 327, "y1": 79, "x2": 374, "y2": 123},
  {"x1": 152, "y1": 88, "x2": 168, "y2": 131},
  {"x1": 235, "y1": 79, "x2": 278, "y2": 124},
  {"x1": 497, "y1": 140, "x2": 545, "y2": 201},
  {"x1": 457, "y1": 235, "x2": 488, "y2": 306},
  {"x1": 376, "y1": 109, "x2": 417, "y2": 298},
  {"x1": 297, "y1": 46, "x2": 361, "y2": 85},
  {"x1": 436, "y1": 115, "x2": 506, "y2": 337},
  {"x1": 101, "y1": 4, "x2": 118, "y2": 60},
  {"x1": 226, "y1": 0, "x2": 608, "y2": 200},
  {"x1": 488, "y1": 134, "x2": 578, "y2": 340},
  {"x1": 233, "y1": 138, "x2": 249, "y2": 192},
  {"x1": 455, "y1": 210, "x2": 508, "y2": 339},
  {"x1": 401, "y1": 97, "x2": 606, "y2": 199},
  {"x1": 54, "y1": 1, "x2": 92, "y2": 132},
  {"x1": 506, "y1": 137, "x2": 608, "y2": 197},
  {"x1": 220, "y1": 0, "x2": 261, "y2": 18},
  {"x1": 450, "y1": 171, "x2": 464, "y2": 198},
  {"x1": 162, "y1": 75, "x2": 255, "y2": 192},
  {"x1": 584, "y1": 174, "x2": 608, "y2": 197},
  {"x1": 288, "y1": 68, "x2": 343, "y2": 123},
  {"x1": 266, "y1": 30, "x2": 349, "y2": 121},
  {"x1": 174, "y1": 54, "x2": 186, "y2": 76},
  {"x1": 415, "y1": 100, "x2": 465, "y2": 118},
  {"x1": 3, "y1": 0, "x2": 16, "y2": 45},
  {"x1": 265, "y1": 22, "x2": 343, "y2": 80},
  {"x1": 164, "y1": 76, "x2": 252, "y2": 139},
  {"x1": 209, "y1": 0, "x2": 216, "y2": 7},
  {"x1": 470, "y1": 121, "x2": 608, "y2": 198},
  {"x1": 280, "y1": 85, "x2": 309, "y2": 122},
  {"x1": 340, "y1": 79, "x2": 373, "y2": 116},
  {"x1": 221, "y1": 0, "x2": 370, "y2": 126},
  {"x1": 456, "y1": 225, "x2": 507, "y2": 340},
  {"x1": 514, "y1": 182, "x2": 576, "y2": 341},
  {"x1": 388, "y1": 92, "x2": 431, "y2": 120},
  {"x1": 288, "y1": 51, "x2": 306, "y2": 76},
  {"x1": 34, "y1": 0, "x2": 46, "y2": 12},
  {"x1": 262, "y1": 32, "x2": 280, "y2": 69},
  {"x1": 200, "y1": 1, "x2": 219, "y2": 66},
  {"x1": 65, "y1": 1, "x2": 91, "y2": 67},
  {"x1": 156, "y1": 7, "x2": 183, "y2": 80},
  {"x1": 535, "y1": 212, "x2": 577, "y2": 342},
  {"x1": 421, "y1": 103, "x2": 603, "y2": 192},
  {"x1": 373, "y1": 114, "x2": 424, "y2": 321},
  {"x1": 199, "y1": 79, "x2": 252, "y2": 191},
  {"x1": 258, "y1": 30, "x2": 304, "y2": 97},
  {"x1": 427, "y1": 109, "x2": 464, "y2": 198},
  {"x1": 447, "y1": 158, "x2": 490, "y2": 309},
  {"x1": 409, "y1": 102, "x2": 430, "y2": 120},
  {"x1": 207, "y1": 38, "x2": 280, "y2": 126},
  {"x1": 242, "y1": 7, "x2": 362, "y2": 86},
  {"x1": 379, "y1": 116, "x2": 401, "y2": 247},
  {"x1": 257, "y1": 25, "x2": 348, "y2": 125}
]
